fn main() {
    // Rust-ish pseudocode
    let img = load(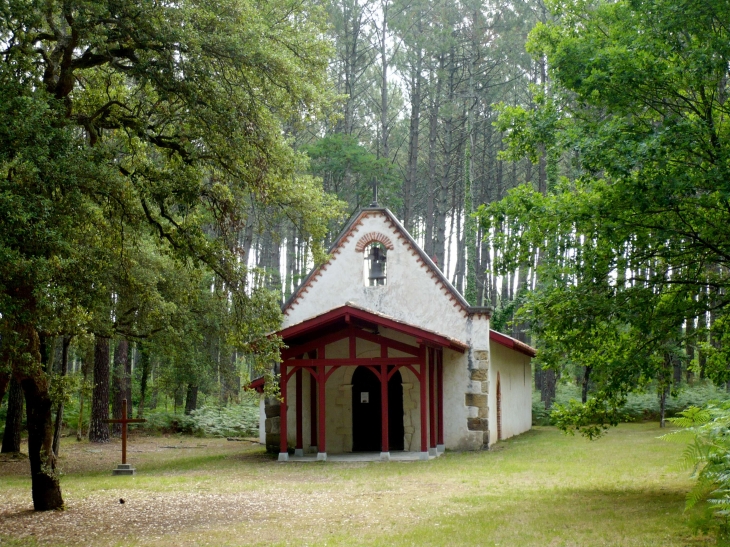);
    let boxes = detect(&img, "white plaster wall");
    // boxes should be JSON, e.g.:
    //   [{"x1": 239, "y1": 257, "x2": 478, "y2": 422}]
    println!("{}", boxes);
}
[
  {"x1": 442, "y1": 349, "x2": 483, "y2": 450},
  {"x1": 259, "y1": 395, "x2": 266, "y2": 445},
  {"x1": 283, "y1": 213, "x2": 470, "y2": 344},
  {"x1": 488, "y1": 343, "x2": 532, "y2": 443}
]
